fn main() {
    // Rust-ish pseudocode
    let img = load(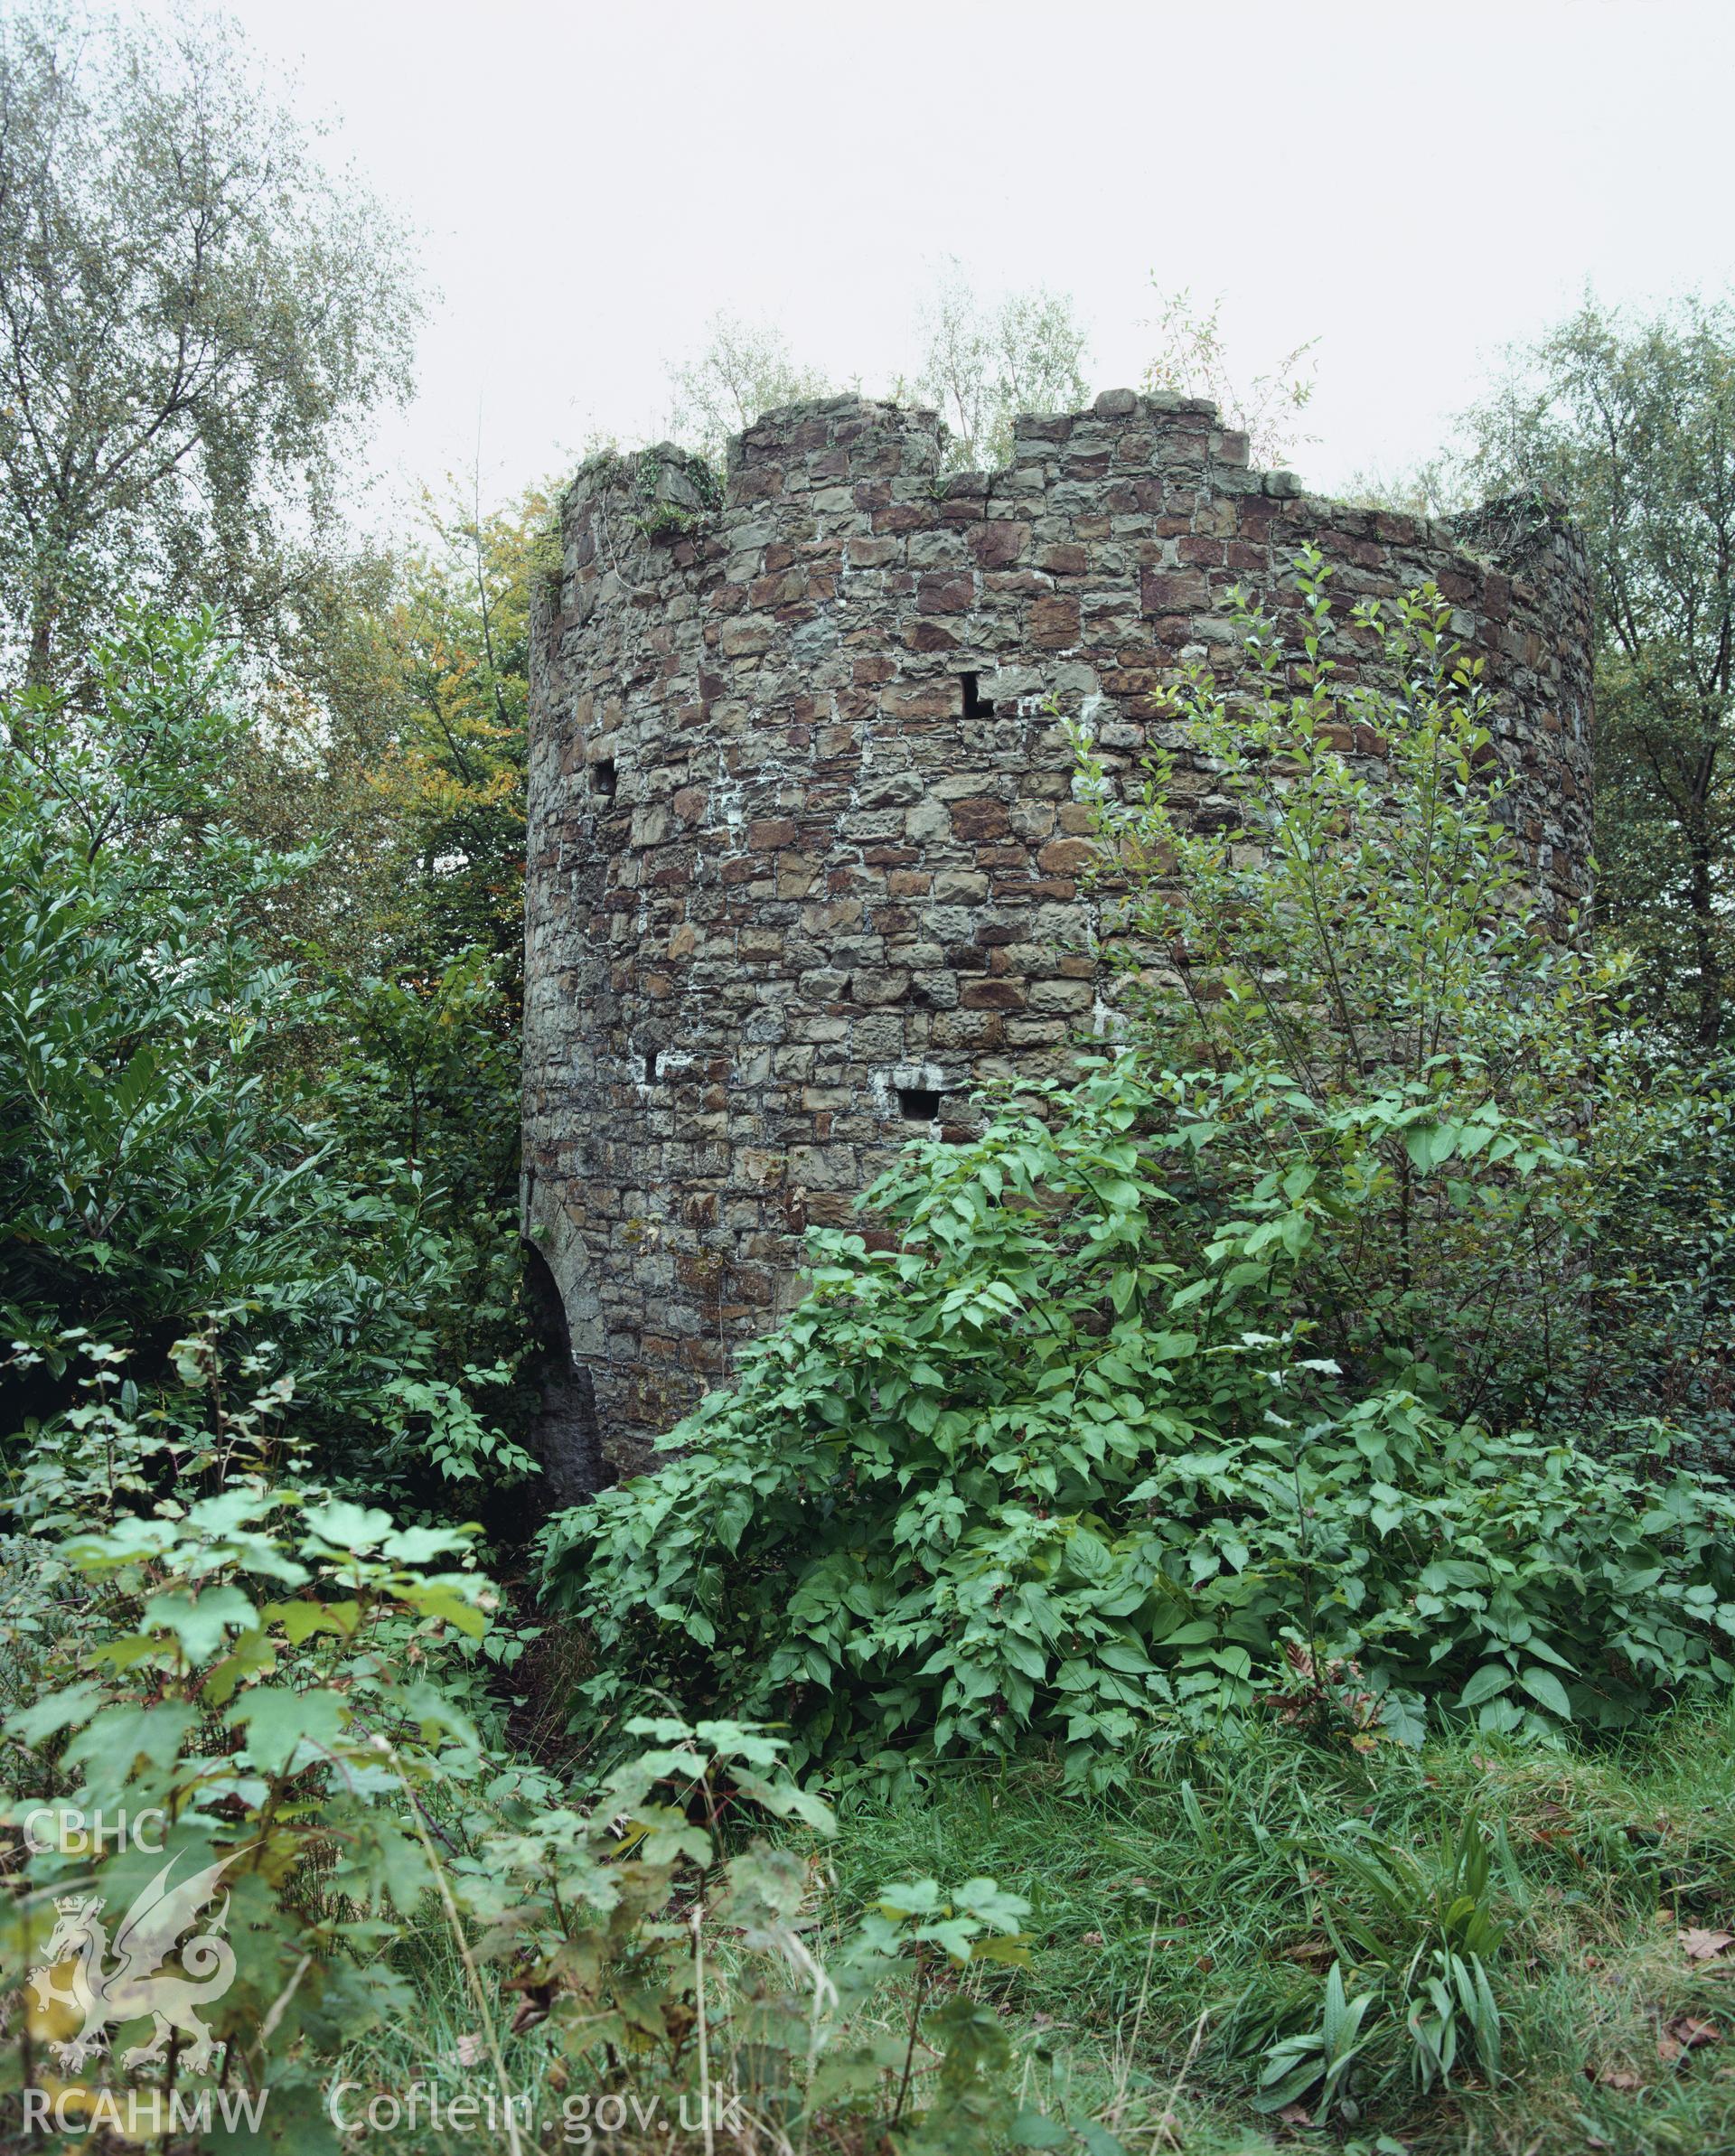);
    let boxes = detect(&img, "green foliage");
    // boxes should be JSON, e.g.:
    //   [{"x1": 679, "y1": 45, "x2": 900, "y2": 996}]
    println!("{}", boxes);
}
[
  {"x1": 1076, "y1": 547, "x2": 1615, "y2": 1426},
  {"x1": 316, "y1": 479, "x2": 568, "y2": 1484},
  {"x1": 4, "y1": 42, "x2": 1735, "y2": 2139},
  {"x1": 1258, "y1": 1812, "x2": 1511, "y2": 2116},
  {"x1": 665, "y1": 311, "x2": 834, "y2": 464},
  {"x1": 322, "y1": 951, "x2": 538, "y2": 1464},
  {"x1": 624, "y1": 447, "x2": 725, "y2": 539},
  {"x1": 0, "y1": 613, "x2": 368, "y2": 1390},
  {"x1": 898, "y1": 260, "x2": 1091, "y2": 472},
  {"x1": 462, "y1": 1714, "x2": 834, "y2": 2079},
  {"x1": 460, "y1": 1711, "x2": 1055, "y2": 2148},
  {"x1": 379, "y1": 1369, "x2": 538, "y2": 1487},
  {"x1": 0, "y1": 607, "x2": 533, "y2": 1506},
  {"x1": 1140, "y1": 283, "x2": 1318, "y2": 468},
  {"x1": 817, "y1": 1706, "x2": 1735, "y2": 2154},
  {"x1": 1574, "y1": 1046, "x2": 1735, "y2": 1465},
  {"x1": 544, "y1": 1055, "x2": 1735, "y2": 1777},
  {"x1": 0, "y1": 2, "x2": 420, "y2": 687},
  {"x1": 823, "y1": 1875, "x2": 1038, "y2": 2151},
  {"x1": 370, "y1": 483, "x2": 558, "y2": 1004},
  {"x1": 1464, "y1": 292, "x2": 1735, "y2": 1046},
  {"x1": 0, "y1": 1359, "x2": 505, "y2": 2148},
  {"x1": 2, "y1": 1382, "x2": 1059, "y2": 2148}
]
